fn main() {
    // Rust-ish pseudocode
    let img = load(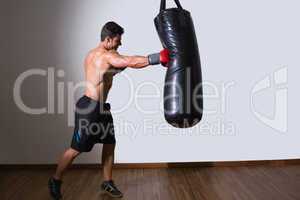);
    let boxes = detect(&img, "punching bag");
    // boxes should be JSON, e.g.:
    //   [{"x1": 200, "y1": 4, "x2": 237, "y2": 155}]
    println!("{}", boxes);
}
[{"x1": 155, "y1": 0, "x2": 203, "y2": 128}]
